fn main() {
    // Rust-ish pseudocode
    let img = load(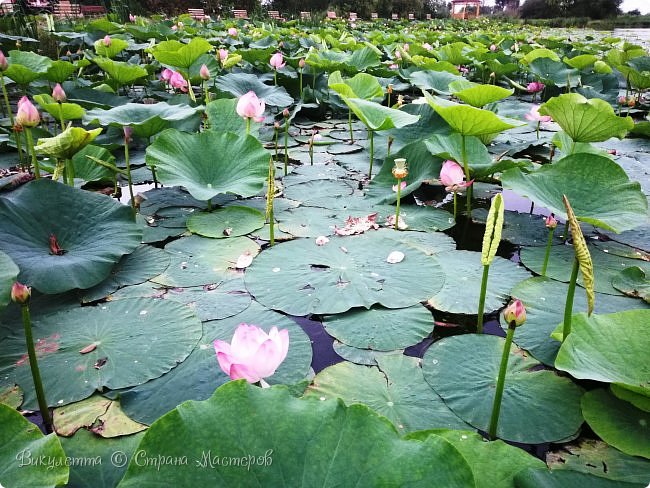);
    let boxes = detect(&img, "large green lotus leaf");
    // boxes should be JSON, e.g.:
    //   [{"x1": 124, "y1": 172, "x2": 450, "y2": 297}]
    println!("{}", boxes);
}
[
  {"x1": 283, "y1": 179, "x2": 357, "y2": 208},
  {"x1": 501, "y1": 153, "x2": 647, "y2": 233},
  {"x1": 33, "y1": 94, "x2": 85, "y2": 121},
  {"x1": 117, "y1": 381, "x2": 475, "y2": 487},
  {"x1": 555, "y1": 310, "x2": 650, "y2": 393},
  {"x1": 151, "y1": 37, "x2": 213, "y2": 70},
  {"x1": 410, "y1": 70, "x2": 466, "y2": 95},
  {"x1": 423, "y1": 334, "x2": 584, "y2": 443},
  {"x1": 452, "y1": 84, "x2": 514, "y2": 108},
  {"x1": 71, "y1": 144, "x2": 116, "y2": 183},
  {"x1": 611, "y1": 384, "x2": 650, "y2": 412},
  {"x1": 323, "y1": 305, "x2": 433, "y2": 351},
  {"x1": 514, "y1": 468, "x2": 643, "y2": 488},
  {"x1": 0, "y1": 180, "x2": 142, "y2": 294},
  {"x1": 499, "y1": 277, "x2": 648, "y2": 366},
  {"x1": 582, "y1": 389, "x2": 650, "y2": 459},
  {"x1": 60, "y1": 430, "x2": 144, "y2": 488},
  {"x1": 35, "y1": 126, "x2": 102, "y2": 160},
  {"x1": 538, "y1": 93, "x2": 633, "y2": 142},
  {"x1": 306, "y1": 355, "x2": 468, "y2": 433},
  {"x1": 5, "y1": 50, "x2": 52, "y2": 84},
  {"x1": 0, "y1": 297, "x2": 201, "y2": 409},
  {"x1": 93, "y1": 37, "x2": 129, "y2": 59},
  {"x1": 424, "y1": 133, "x2": 492, "y2": 170},
  {"x1": 80, "y1": 246, "x2": 171, "y2": 303},
  {"x1": 547, "y1": 439, "x2": 650, "y2": 484},
  {"x1": 215, "y1": 72, "x2": 293, "y2": 107},
  {"x1": 472, "y1": 209, "x2": 564, "y2": 247},
  {"x1": 529, "y1": 58, "x2": 580, "y2": 87},
  {"x1": 305, "y1": 47, "x2": 380, "y2": 75},
  {"x1": 84, "y1": 102, "x2": 201, "y2": 139},
  {"x1": 612, "y1": 266, "x2": 650, "y2": 302},
  {"x1": 423, "y1": 92, "x2": 524, "y2": 136},
  {"x1": 520, "y1": 243, "x2": 650, "y2": 295},
  {"x1": 428, "y1": 250, "x2": 531, "y2": 314},
  {"x1": 328, "y1": 70, "x2": 384, "y2": 100},
  {"x1": 385, "y1": 103, "x2": 452, "y2": 144},
  {"x1": 564, "y1": 54, "x2": 599, "y2": 70},
  {"x1": 92, "y1": 57, "x2": 148, "y2": 86},
  {"x1": 118, "y1": 301, "x2": 311, "y2": 425},
  {"x1": 187, "y1": 206, "x2": 265, "y2": 238},
  {"x1": 245, "y1": 232, "x2": 445, "y2": 315},
  {"x1": 0, "y1": 403, "x2": 68, "y2": 487},
  {"x1": 152, "y1": 235, "x2": 260, "y2": 287},
  {"x1": 44, "y1": 60, "x2": 76, "y2": 83},
  {"x1": 145, "y1": 129, "x2": 269, "y2": 202},
  {"x1": 435, "y1": 41, "x2": 471, "y2": 65},
  {"x1": 341, "y1": 97, "x2": 420, "y2": 131},
  {"x1": 522, "y1": 47, "x2": 561, "y2": 65},
  {"x1": 276, "y1": 206, "x2": 344, "y2": 237},
  {"x1": 205, "y1": 98, "x2": 247, "y2": 134},
  {"x1": 409, "y1": 429, "x2": 546, "y2": 488},
  {"x1": 0, "y1": 251, "x2": 19, "y2": 309}
]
